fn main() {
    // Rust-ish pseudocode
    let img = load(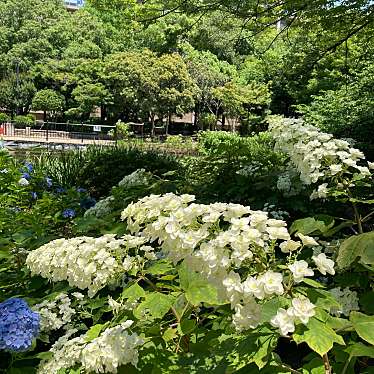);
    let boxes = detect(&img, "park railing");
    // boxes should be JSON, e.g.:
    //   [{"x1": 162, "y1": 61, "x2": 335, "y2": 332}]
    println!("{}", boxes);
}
[{"x1": 0, "y1": 121, "x2": 116, "y2": 144}]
